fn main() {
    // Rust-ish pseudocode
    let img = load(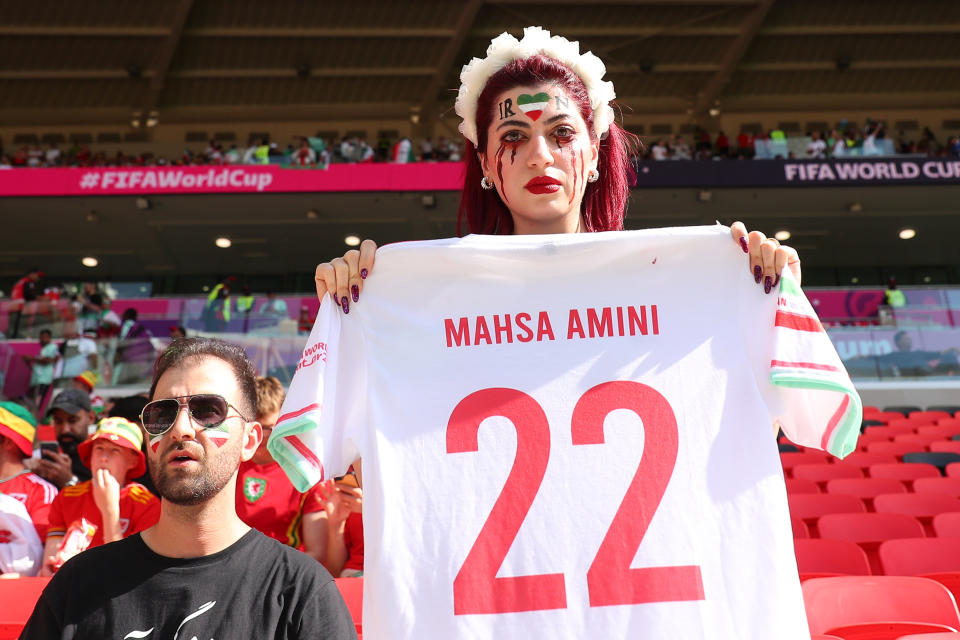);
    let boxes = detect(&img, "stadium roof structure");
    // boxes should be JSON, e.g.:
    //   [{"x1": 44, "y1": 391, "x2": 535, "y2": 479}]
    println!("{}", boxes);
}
[{"x1": 1, "y1": 0, "x2": 959, "y2": 129}]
